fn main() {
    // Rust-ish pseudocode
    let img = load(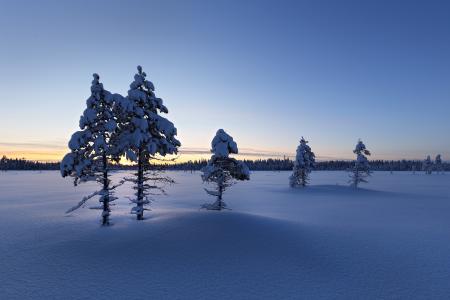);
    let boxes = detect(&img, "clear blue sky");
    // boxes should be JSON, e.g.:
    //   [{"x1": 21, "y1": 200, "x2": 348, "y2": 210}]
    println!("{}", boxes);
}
[{"x1": 0, "y1": 0, "x2": 449, "y2": 161}]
